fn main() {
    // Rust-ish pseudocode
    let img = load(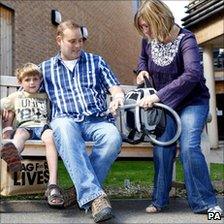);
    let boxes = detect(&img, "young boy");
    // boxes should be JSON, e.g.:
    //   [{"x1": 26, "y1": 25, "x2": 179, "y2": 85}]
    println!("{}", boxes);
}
[{"x1": 0, "y1": 63, "x2": 64, "y2": 207}]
